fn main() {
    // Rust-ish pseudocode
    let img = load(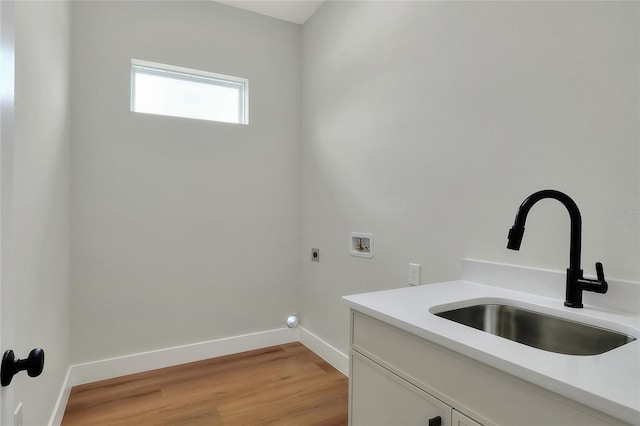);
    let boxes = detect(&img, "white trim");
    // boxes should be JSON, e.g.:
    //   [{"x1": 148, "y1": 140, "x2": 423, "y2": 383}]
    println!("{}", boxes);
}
[
  {"x1": 130, "y1": 59, "x2": 247, "y2": 86},
  {"x1": 299, "y1": 327, "x2": 349, "y2": 377},
  {"x1": 130, "y1": 58, "x2": 249, "y2": 124},
  {"x1": 70, "y1": 327, "x2": 297, "y2": 387},
  {"x1": 49, "y1": 328, "x2": 297, "y2": 425},
  {"x1": 48, "y1": 367, "x2": 72, "y2": 426},
  {"x1": 48, "y1": 326, "x2": 352, "y2": 424}
]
